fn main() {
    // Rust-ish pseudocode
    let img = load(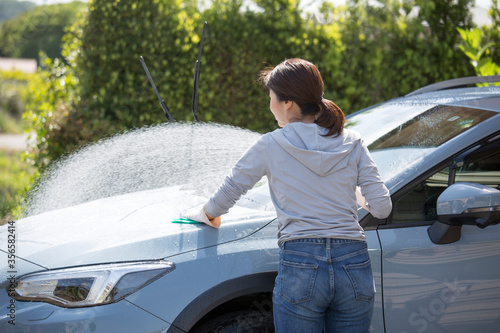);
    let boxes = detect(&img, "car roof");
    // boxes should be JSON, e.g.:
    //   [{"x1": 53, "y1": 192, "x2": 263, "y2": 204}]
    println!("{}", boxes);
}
[
  {"x1": 397, "y1": 86, "x2": 500, "y2": 112},
  {"x1": 405, "y1": 75, "x2": 500, "y2": 96},
  {"x1": 399, "y1": 75, "x2": 500, "y2": 112}
]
